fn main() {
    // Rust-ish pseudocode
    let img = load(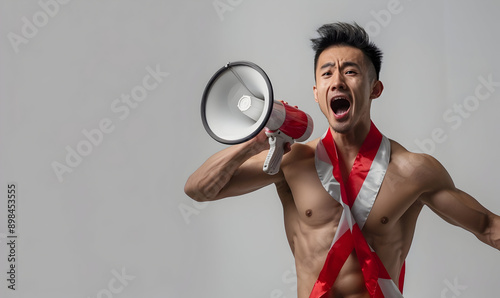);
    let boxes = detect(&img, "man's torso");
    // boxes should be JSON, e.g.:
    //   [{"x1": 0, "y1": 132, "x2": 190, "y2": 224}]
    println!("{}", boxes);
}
[{"x1": 278, "y1": 138, "x2": 428, "y2": 297}]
